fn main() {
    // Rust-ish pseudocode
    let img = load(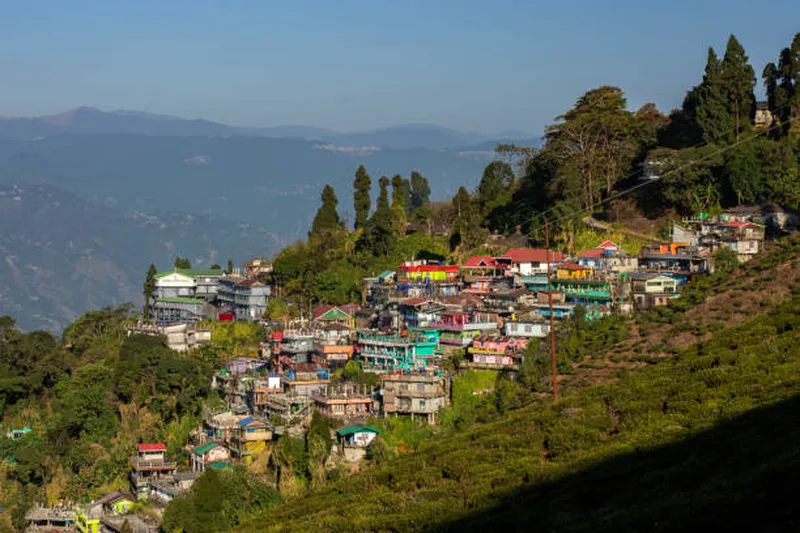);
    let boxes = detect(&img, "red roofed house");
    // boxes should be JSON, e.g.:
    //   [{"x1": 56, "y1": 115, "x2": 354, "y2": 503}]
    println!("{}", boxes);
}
[
  {"x1": 131, "y1": 443, "x2": 176, "y2": 500},
  {"x1": 577, "y1": 248, "x2": 605, "y2": 269},
  {"x1": 598, "y1": 240, "x2": 619, "y2": 251},
  {"x1": 556, "y1": 262, "x2": 593, "y2": 280},
  {"x1": 499, "y1": 249, "x2": 564, "y2": 276},
  {"x1": 461, "y1": 256, "x2": 507, "y2": 294}
]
